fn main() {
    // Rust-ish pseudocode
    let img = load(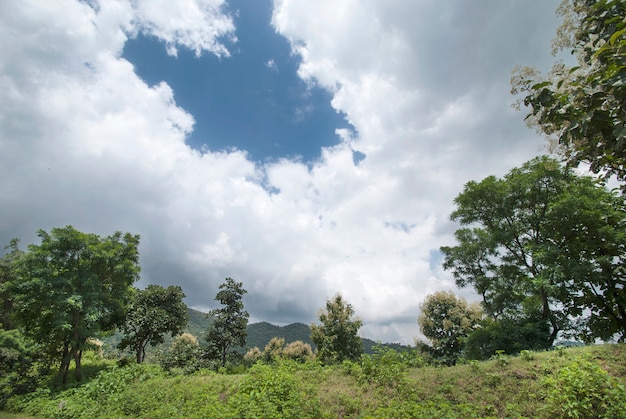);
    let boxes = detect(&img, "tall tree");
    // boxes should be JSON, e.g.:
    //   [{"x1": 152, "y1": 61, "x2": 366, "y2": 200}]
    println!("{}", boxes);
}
[
  {"x1": 118, "y1": 285, "x2": 188, "y2": 363},
  {"x1": 204, "y1": 278, "x2": 249, "y2": 367},
  {"x1": 512, "y1": 0, "x2": 626, "y2": 188},
  {"x1": 441, "y1": 157, "x2": 626, "y2": 344},
  {"x1": 418, "y1": 291, "x2": 482, "y2": 364},
  {"x1": 11, "y1": 226, "x2": 140, "y2": 383},
  {"x1": 0, "y1": 239, "x2": 23, "y2": 330},
  {"x1": 310, "y1": 293, "x2": 363, "y2": 364}
]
